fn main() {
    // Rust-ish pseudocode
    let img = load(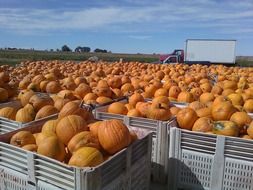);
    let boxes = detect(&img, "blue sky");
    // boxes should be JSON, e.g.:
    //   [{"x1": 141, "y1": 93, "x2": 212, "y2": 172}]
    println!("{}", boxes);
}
[{"x1": 0, "y1": 0, "x2": 253, "y2": 55}]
